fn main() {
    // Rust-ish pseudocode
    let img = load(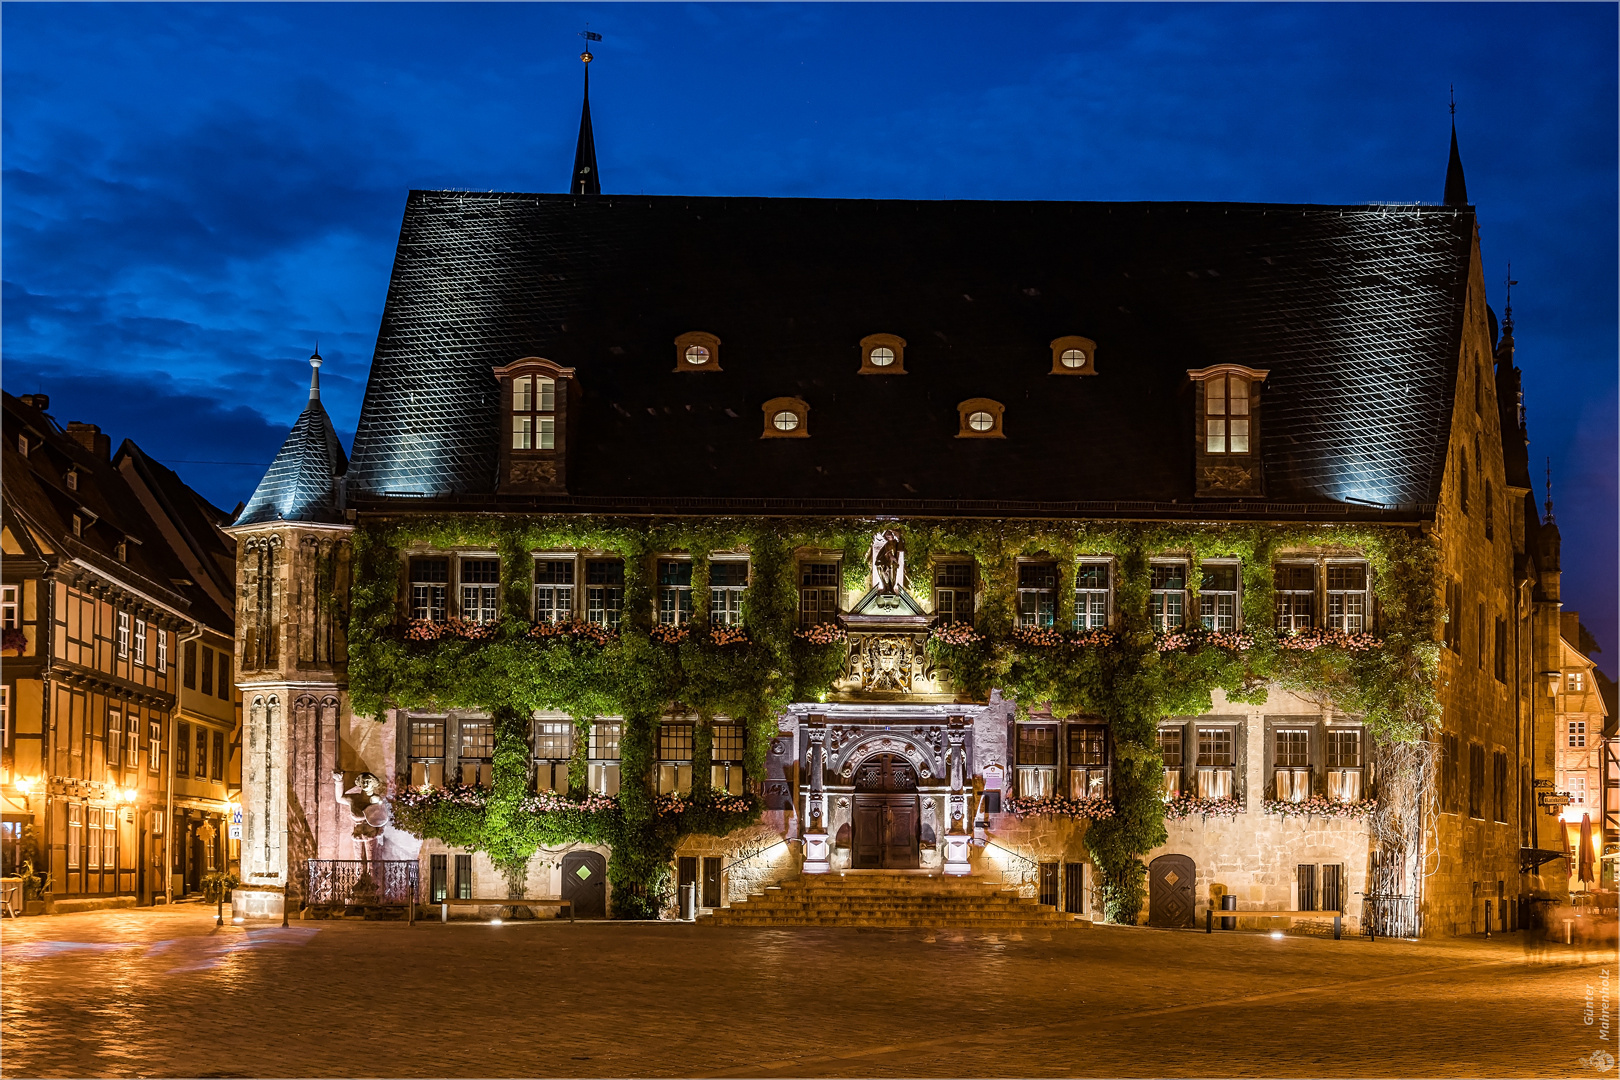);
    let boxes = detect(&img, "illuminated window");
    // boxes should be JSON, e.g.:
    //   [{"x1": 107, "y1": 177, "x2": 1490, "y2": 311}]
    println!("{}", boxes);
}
[
  {"x1": 1568, "y1": 672, "x2": 1585, "y2": 692},
  {"x1": 459, "y1": 719, "x2": 495, "y2": 788},
  {"x1": 1274, "y1": 564, "x2": 1316, "y2": 632},
  {"x1": 1568, "y1": 774, "x2": 1587, "y2": 805},
  {"x1": 2, "y1": 585, "x2": 17, "y2": 630},
  {"x1": 1569, "y1": 721, "x2": 1587, "y2": 748},
  {"x1": 1067, "y1": 726, "x2": 1108, "y2": 798},
  {"x1": 149, "y1": 720, "x2": 162, "y2": 774},
  {"x1": 761, "y1": 397, "x2": 809, "y2": 439},
  {"x1": 72, "y1": 514, "x2": 82, "y2": 537},
  {"x1": 1273, "y1": 729, "x2": 1311, "y2": 802},
  {"x1": 1327, "y1": 729, "x2": 1364, "y2": 802},
  {"x1": 67, "y1": 804, "x2": 82, "y2": 869},
  {"x1": 859, "y1": 333, "x2": 906, "y2": 375},
  {"x1": 1196, "y1": 727, "x2": 1235, "y2": 799},
  {"x1": 1074, "y1": 564, "x2": 1112, "y2": 631},
  {"x1": 956, "y1": 399, "x2": 1005, "y2": 439},
  {"x1": 1204, "y1": 373, "x2": 1251, "y2": 453},
  {"x1": 1049, "y1": 335, "x2": 1098, "y2": 375},
  {"x1": 935, "y1": 562, "x2": 973, "y2": 625},
  {"x1": 511, "y1": 375, "x2": 556, "y2": 450},
  {"x1": 133, "y1": 620, "x2": 147, "y2": 666},
  {"x1": 1158, "y1": 727, "x2": 1183, "y2": 796},
  {"x1": 1326, "y1": 564, "x2": 1368, "y2": 633},
  {"x1": 800, "y1": 562, "x2": 841, "y2": 627},
  {"x1": 108, "y1": 712, "x2": 123, "y2": 779},
  {"x1": 410, "y1": 557, "x2": 450, "y2": 623},
  {"x1": 1198, "y1": 564, "x2": 1237, "y2": 632},
  {"x1": 1016, "y1": 725, "x2": 1057, "y2": 798},
  {"x1": 156, "y1": 627, "x2": 167, "y2": 672},
  {"x1": 710, "y1": 561, "x2": 748, "y2": 627},
  {"x1": 1149, "y1": 563, "x2": 1187, "y2": 632},
  {"x1": 711, "y1": 722, "x2": 745, "y2": 795},
  {"x1": 658, "y1": 721, "x2": 694, "y2": 795},
  {"x1": 533, "y1": 558, "x2": 575, "y2": 623},
  {"x1": 127, "y1": 716, "x2": 140, "y2": 768},
  {"x1": 86, "y1": 807, "x2": 101, "y2": 870},
  {"x1": 534, "y1": 717, "x2": 573, "y2": 793},
  {"x1": 1017, "y1": 563, "x2": 1057, "y2": 628},
  {"x1": 116, "y1": 612, "x2": 130, "y2": 658},
  {"x1": 674, "y1": 331, "x2": 722, "y2": 372},
  {"x1": 658, "y1": 560, "x2": 693, "y2": 626},
  {"x1": 589, "y1": 720, "x2": 622, "y2": 796},
  {"x1": 585, "y1": 560, "x2": 624, "y2": 628},
  {"x1": 409, "y1": 718, "x2": 445, "y2": 788}
]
